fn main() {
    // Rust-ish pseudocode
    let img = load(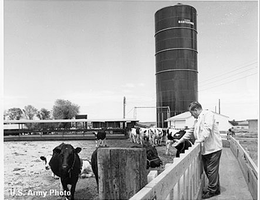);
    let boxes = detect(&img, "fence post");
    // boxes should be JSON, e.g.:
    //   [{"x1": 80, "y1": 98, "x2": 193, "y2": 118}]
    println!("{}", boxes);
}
[{"x1": 98, "y1": 147, "x2": 147, "y2": 200}]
